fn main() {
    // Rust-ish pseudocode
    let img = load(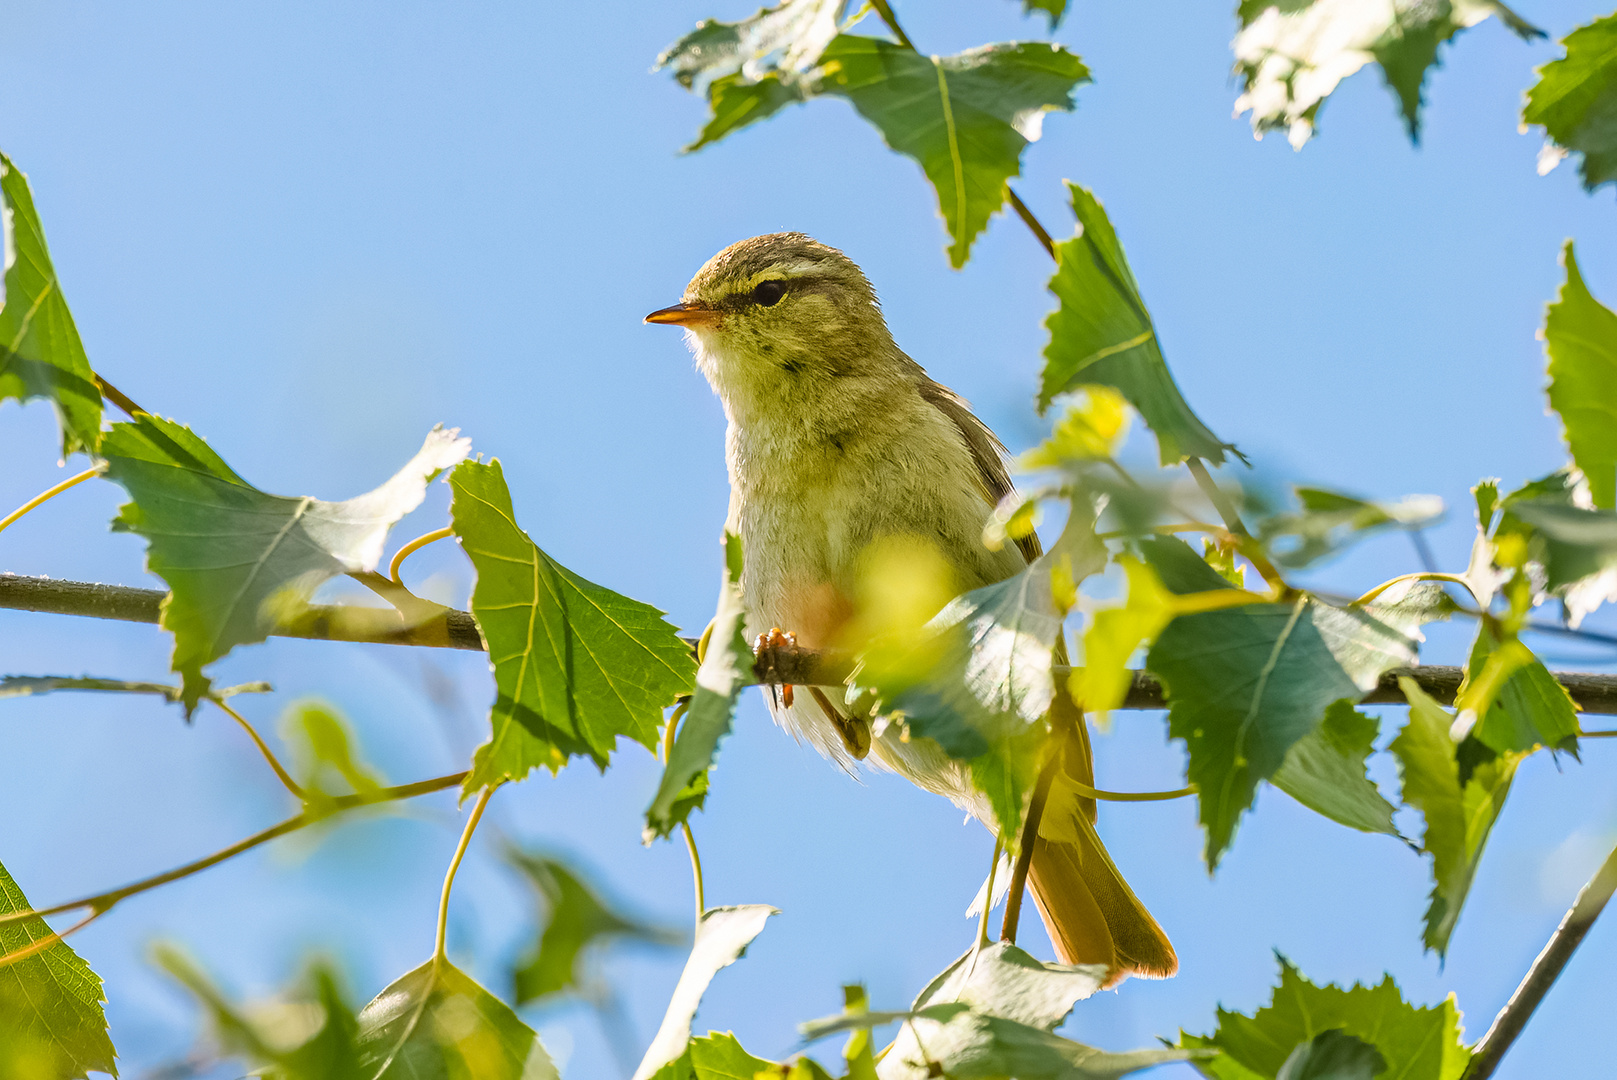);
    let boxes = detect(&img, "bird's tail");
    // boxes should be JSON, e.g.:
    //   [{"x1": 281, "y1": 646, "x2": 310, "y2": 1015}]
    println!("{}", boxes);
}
[{"x1": 1025, "y1": 693, "x2": 1177, "y2": 987}]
